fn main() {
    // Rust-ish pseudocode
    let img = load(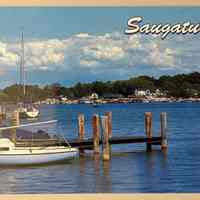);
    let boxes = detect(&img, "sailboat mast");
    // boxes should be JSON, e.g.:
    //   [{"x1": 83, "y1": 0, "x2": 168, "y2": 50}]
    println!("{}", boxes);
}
[{"x1": 20, "y1": 31, "x2": 25, "y2": 96}]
